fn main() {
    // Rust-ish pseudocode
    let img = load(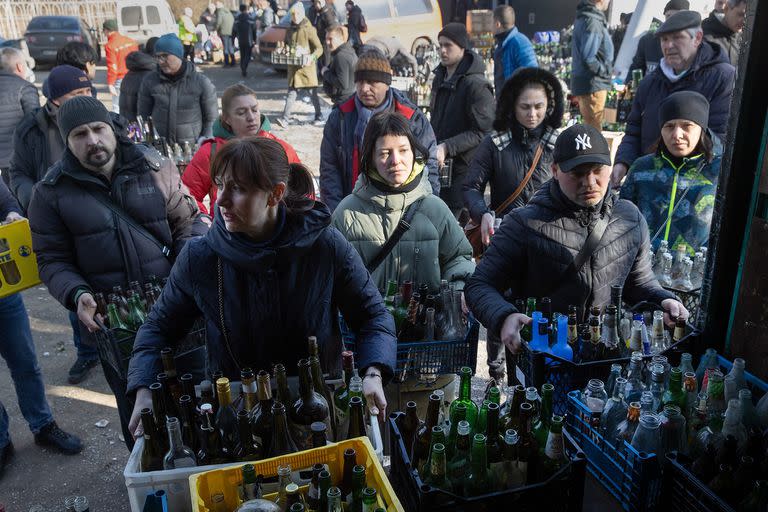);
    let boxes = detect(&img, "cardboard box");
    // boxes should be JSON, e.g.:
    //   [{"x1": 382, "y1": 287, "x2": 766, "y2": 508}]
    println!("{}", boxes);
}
[
  {"x1": 602, "y1": 131, "x2": 625, "y2": 165},
  {"x1": 0, "y1": 219, "x2": 41, "y2": 298},
  {"x1": 604, "y1": 107, "x2": 618, "y2": 124},
  {"x1": 466, "y1": 9, "x2": 494, "y2": 34}
]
